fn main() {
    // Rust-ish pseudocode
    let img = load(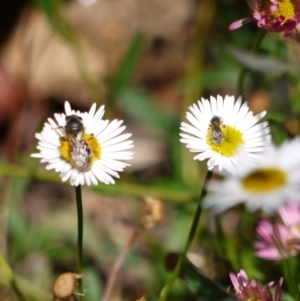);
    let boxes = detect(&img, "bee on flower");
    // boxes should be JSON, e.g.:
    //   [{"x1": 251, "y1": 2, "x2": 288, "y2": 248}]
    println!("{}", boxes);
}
[
  {"x1": 31, "y1": 101, "x2": 134, "y2": 186},
  {"x1": 180, "y1": 95, "x2": 271, "y2": 175}
]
